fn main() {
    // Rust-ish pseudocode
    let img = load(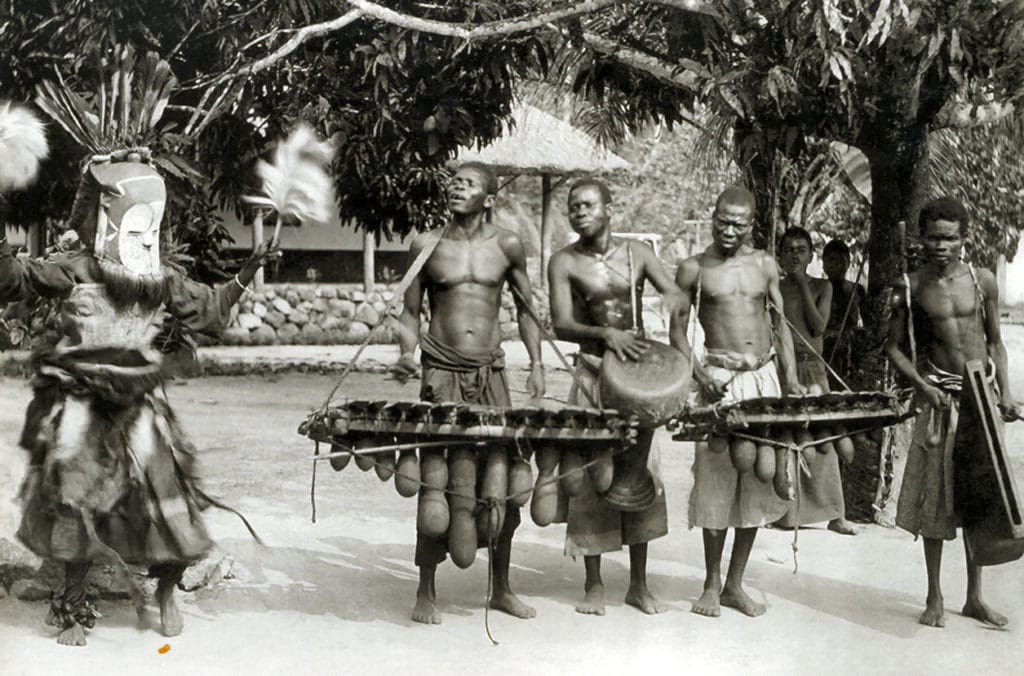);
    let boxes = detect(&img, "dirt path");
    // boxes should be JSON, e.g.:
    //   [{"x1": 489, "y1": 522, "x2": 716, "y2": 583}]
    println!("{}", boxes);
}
[{"x1": 2, "y1": 356, "x2": 1024, "y2": 674}]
